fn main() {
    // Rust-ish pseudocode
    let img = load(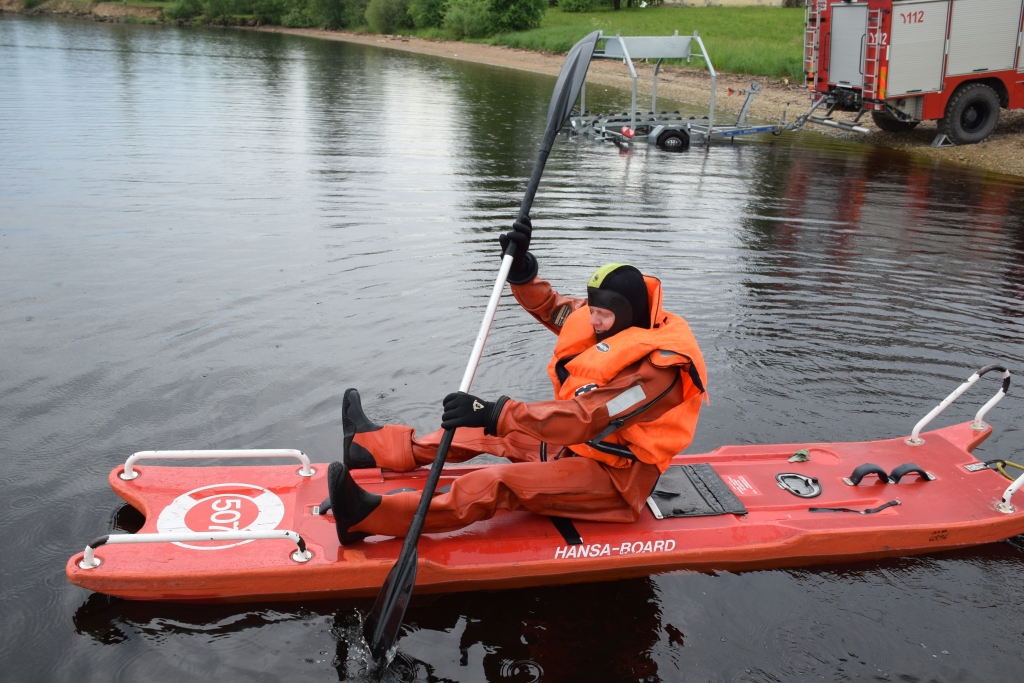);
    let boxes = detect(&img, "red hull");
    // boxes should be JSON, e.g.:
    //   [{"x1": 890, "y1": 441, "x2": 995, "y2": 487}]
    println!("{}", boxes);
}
[{"x1": 66, "y1": 422, "x2": 1024, "y2": 602}]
